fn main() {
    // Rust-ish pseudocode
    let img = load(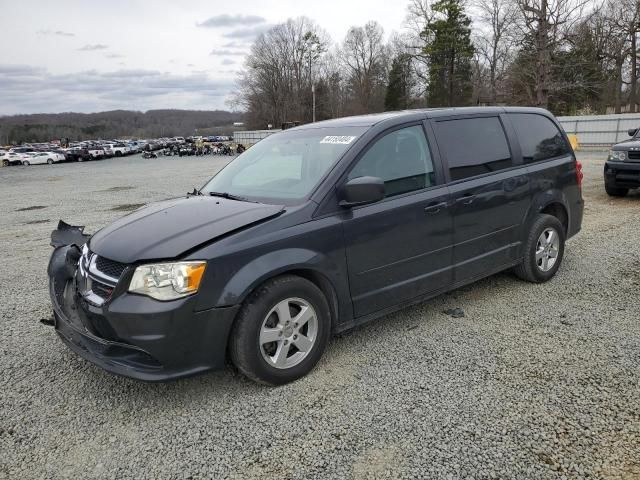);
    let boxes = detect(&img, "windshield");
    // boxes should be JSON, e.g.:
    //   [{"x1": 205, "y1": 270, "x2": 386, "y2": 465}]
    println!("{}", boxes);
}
[{"x1": 201, "y1": 127, "x2": 366, "y2": 204}]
